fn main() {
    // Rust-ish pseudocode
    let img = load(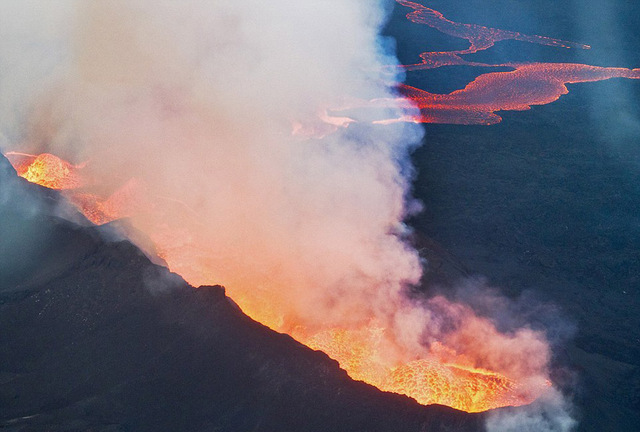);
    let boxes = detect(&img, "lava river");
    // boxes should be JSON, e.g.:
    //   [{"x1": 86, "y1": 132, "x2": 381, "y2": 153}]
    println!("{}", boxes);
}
[{"x1": 327, "y1": 0, "x2": 640, "y2": 126}]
